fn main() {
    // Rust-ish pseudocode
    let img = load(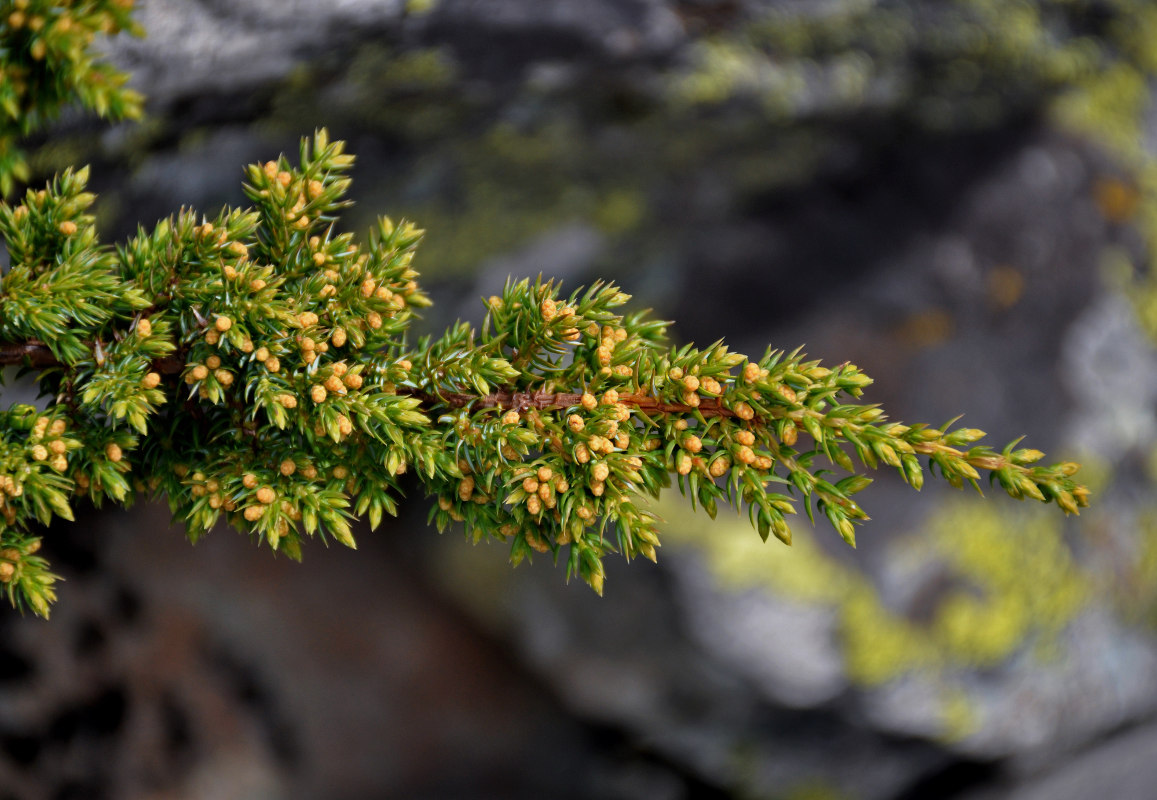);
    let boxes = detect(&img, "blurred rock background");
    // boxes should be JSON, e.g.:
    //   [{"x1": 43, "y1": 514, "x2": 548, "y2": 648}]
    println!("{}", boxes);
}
[{"x1": 4, "y1": 0, "x2": 1157, "y2": 797}]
